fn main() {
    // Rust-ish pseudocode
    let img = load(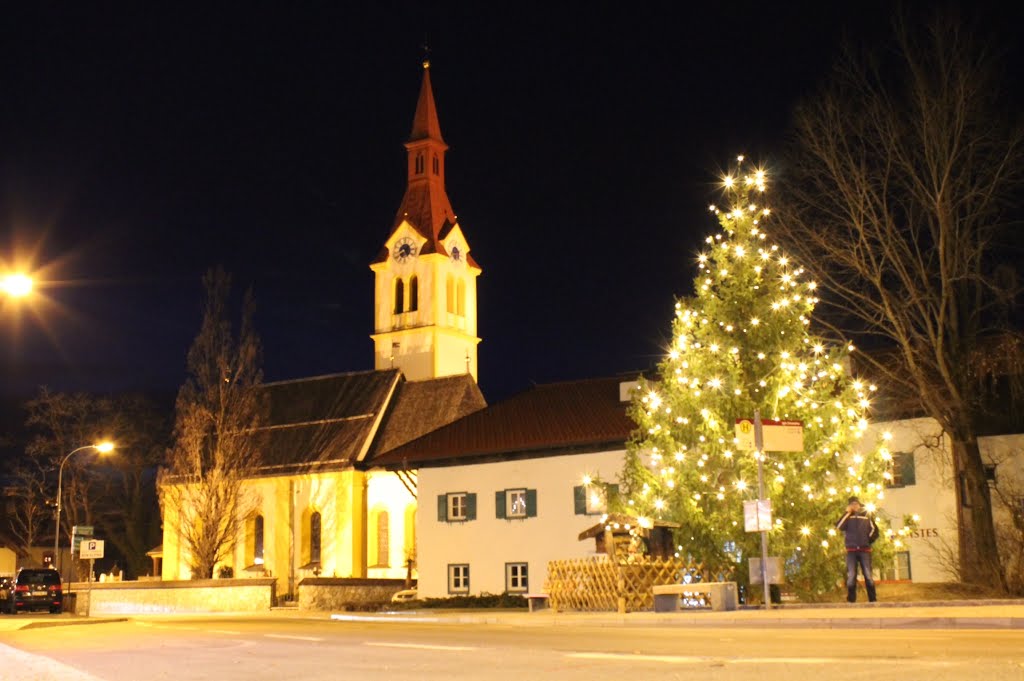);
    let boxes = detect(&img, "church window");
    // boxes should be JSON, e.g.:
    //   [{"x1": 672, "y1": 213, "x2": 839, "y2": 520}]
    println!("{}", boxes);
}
[
  {"x1": 253, "y1": 515, "x2": 265, "y2": 565},
  {"x1": 432, "y1": 155, "x2": 439, "y2": 174},
  {"x1": 309, "y1": 511, "x2": 322, "y2": 564},
  {"x1": 415, "y1": 154, "x2": 424, "y2": 174},
  {"x1": 374, "y1": 511, "x2": 390, "y2": 568},
  {"x1": 394, "y1": 278, "x2": 405, "y2": 314},
  {"x1": 409, "y1": 276, "x2": 419, "y2": 312},
  {"x1": 446, "y1": 275, "x2": 455, "y2": 313},
  {"x1": 456, "y1": 280, "x2": 466, "y2": 316}
]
